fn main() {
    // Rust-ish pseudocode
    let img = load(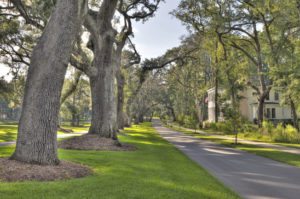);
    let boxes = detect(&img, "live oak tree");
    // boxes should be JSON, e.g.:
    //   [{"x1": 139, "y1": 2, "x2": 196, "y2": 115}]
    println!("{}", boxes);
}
[
  {"x1": 72, "y1": 0, "x2": 161, "y2": 139},
  {"x1": 11, "y1": 0, "x2": 88, "y2": 165}
]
